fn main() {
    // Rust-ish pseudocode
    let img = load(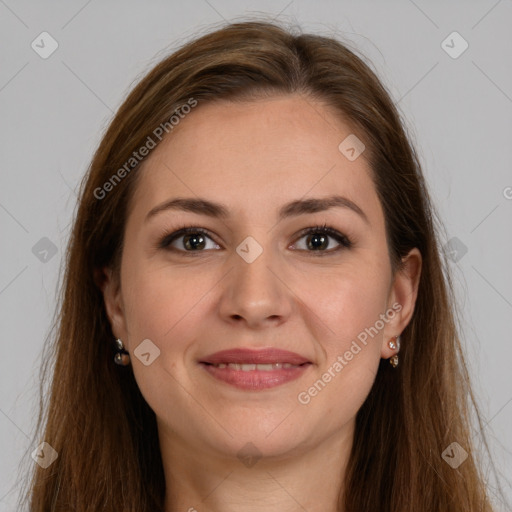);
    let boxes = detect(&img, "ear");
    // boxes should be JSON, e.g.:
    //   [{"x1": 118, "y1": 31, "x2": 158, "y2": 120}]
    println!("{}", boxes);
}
[
  {"x1": 381, "y1": 248, "x2": 422, "y2": 358},
  {"x1": 94, "y1": 266, "x2": 129, "y2": 343}
]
